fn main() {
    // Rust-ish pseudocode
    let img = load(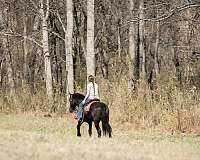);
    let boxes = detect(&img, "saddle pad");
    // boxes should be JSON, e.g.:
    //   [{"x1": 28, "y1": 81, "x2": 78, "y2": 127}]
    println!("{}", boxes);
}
[{"x1": 84, "y1": 101, "x2": 99, "y2": 112}]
